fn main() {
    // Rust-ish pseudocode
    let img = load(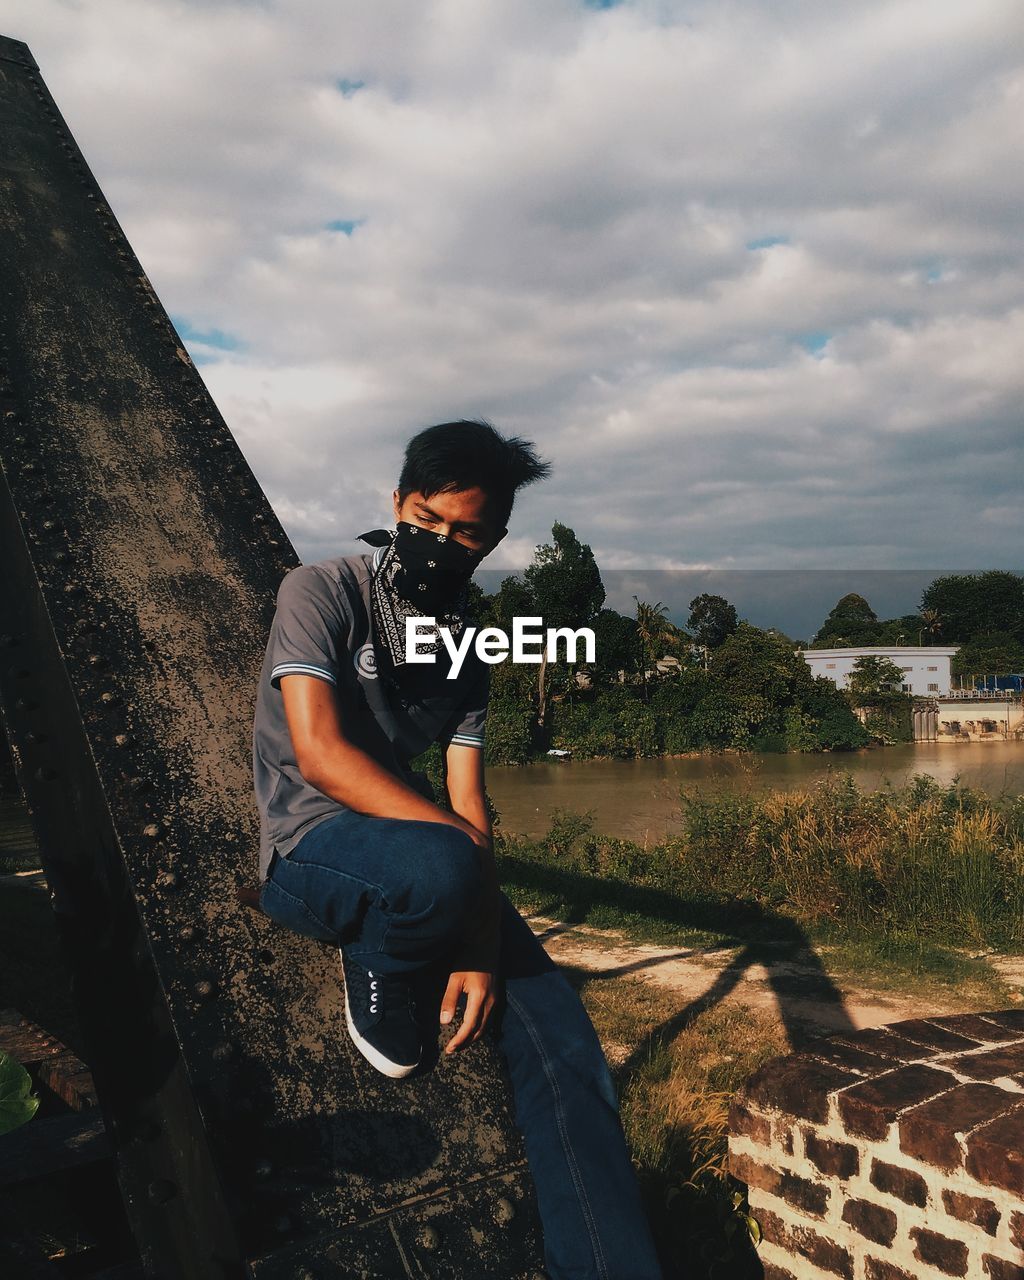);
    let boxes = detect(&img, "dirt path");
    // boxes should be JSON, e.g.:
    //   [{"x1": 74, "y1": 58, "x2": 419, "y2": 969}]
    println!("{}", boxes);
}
[{"x1": 526, "y1": 913, "x2": 1021, "y2": 1050}]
